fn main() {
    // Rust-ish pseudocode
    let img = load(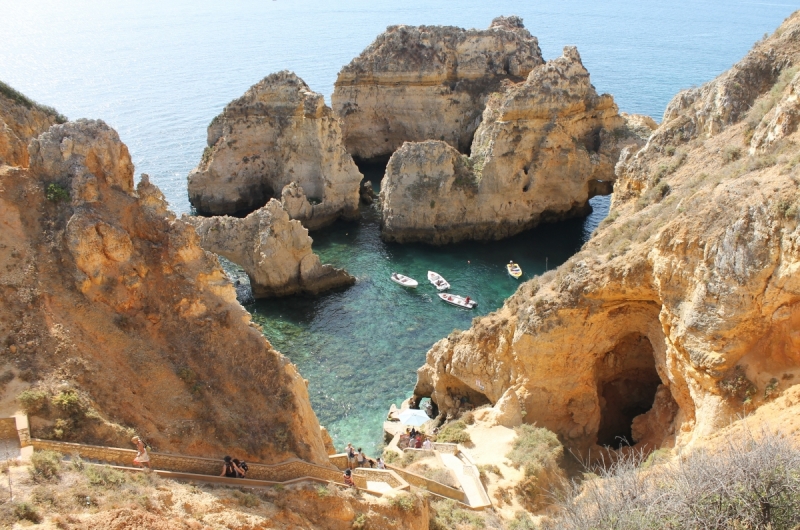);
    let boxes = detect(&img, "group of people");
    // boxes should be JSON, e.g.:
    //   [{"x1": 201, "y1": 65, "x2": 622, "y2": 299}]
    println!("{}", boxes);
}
[
  {"x1": 400, "y1": 427, "x2": 432, "y2": 450},
  {"x1": 220, "y1": 455, "x2": 249, "y2": 478},
  {"x1": 342, "y1": 443, "x2": 386, "y2": 487}
]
